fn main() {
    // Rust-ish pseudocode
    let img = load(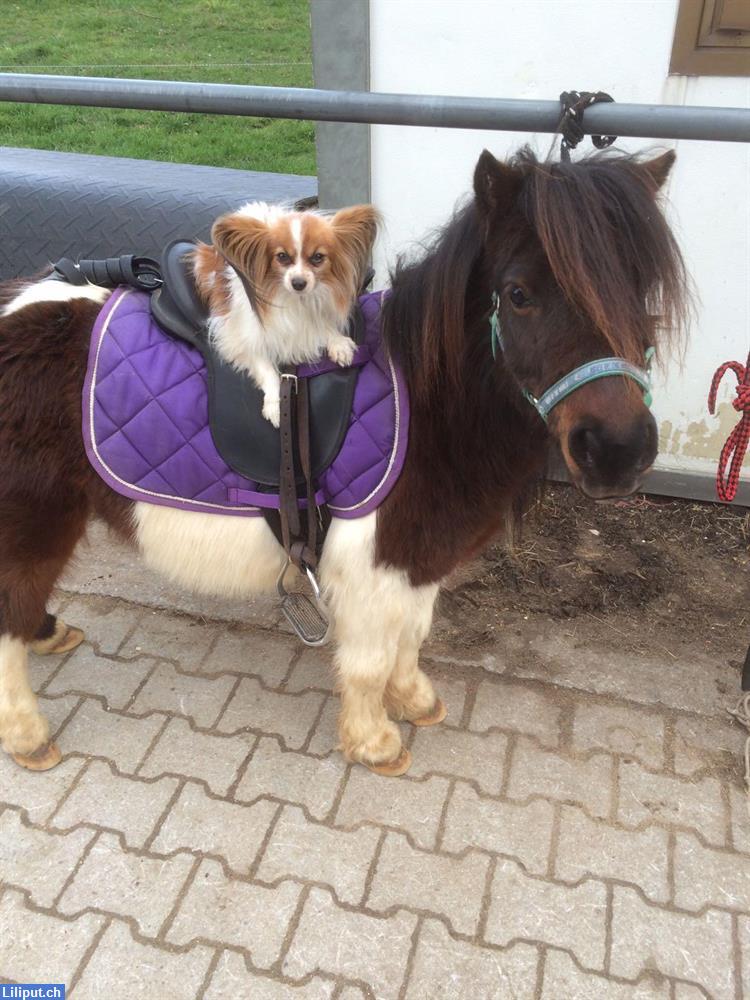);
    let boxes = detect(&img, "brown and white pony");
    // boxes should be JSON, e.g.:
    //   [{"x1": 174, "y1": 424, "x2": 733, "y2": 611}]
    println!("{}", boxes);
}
[{"x1": 0, "y1": 147, "x2": 686, "y2": 775}]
